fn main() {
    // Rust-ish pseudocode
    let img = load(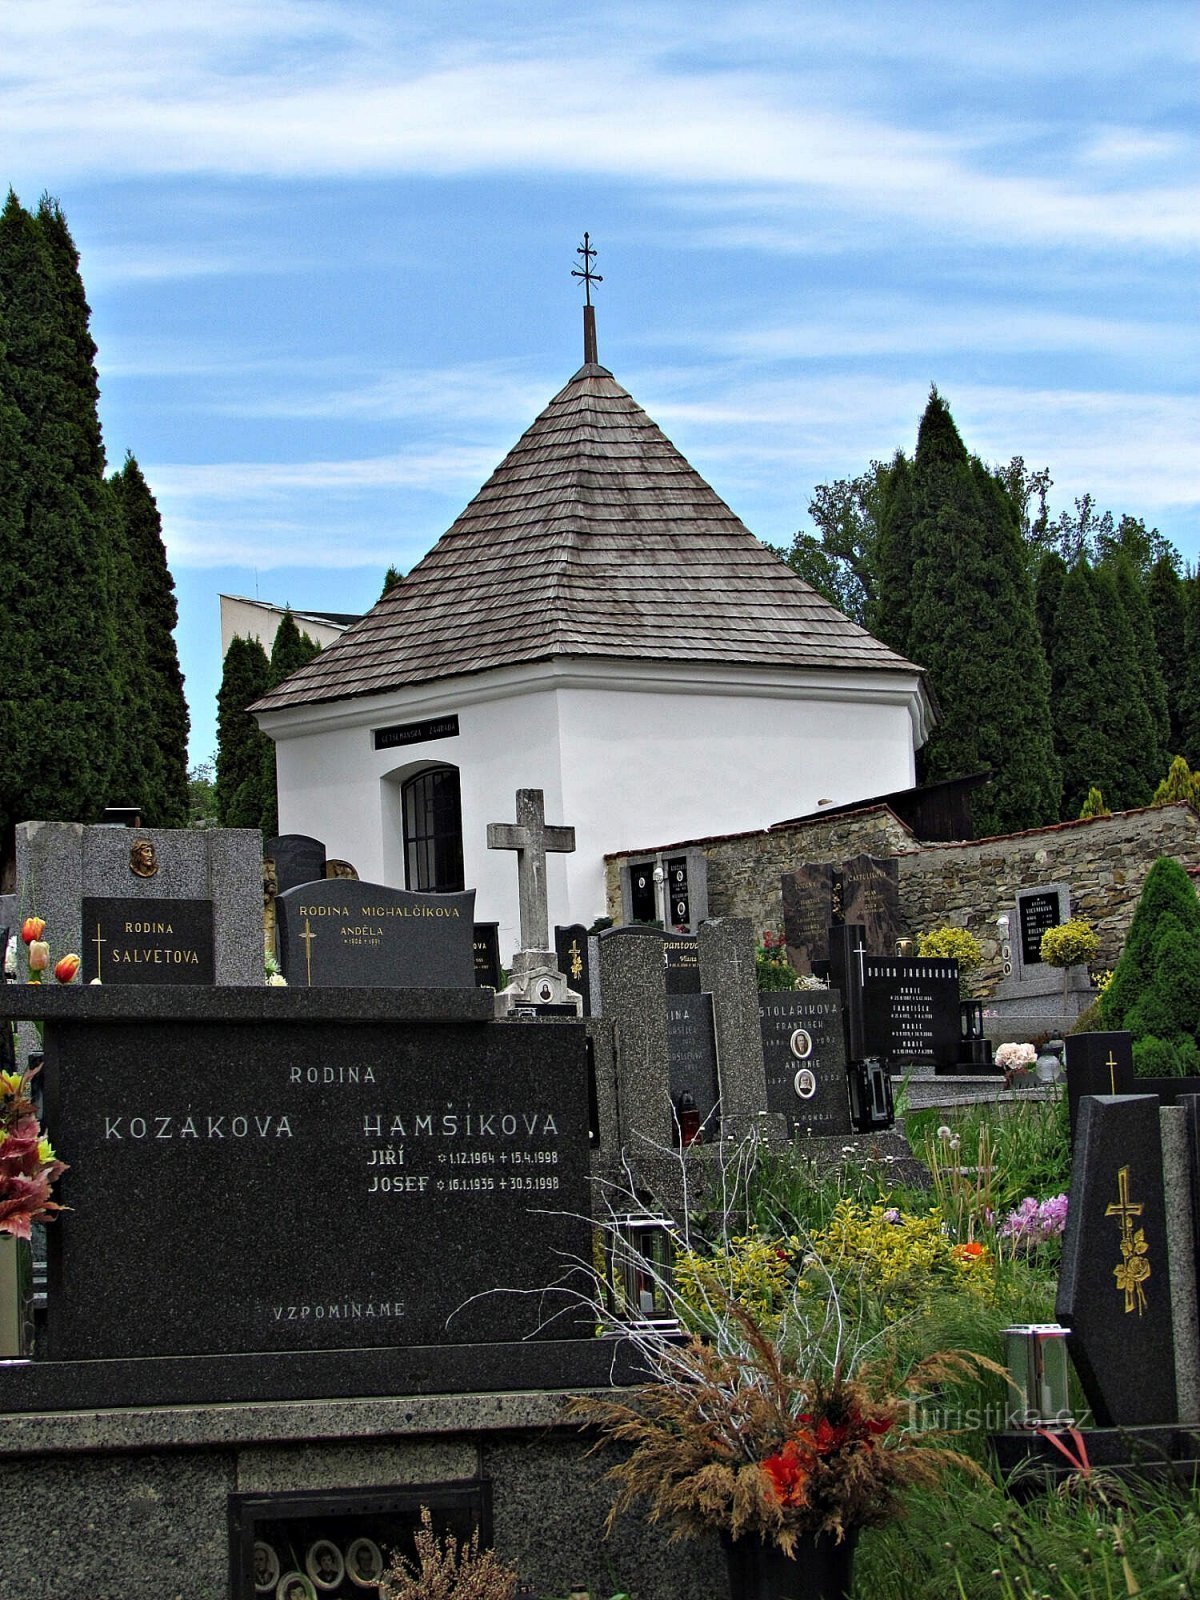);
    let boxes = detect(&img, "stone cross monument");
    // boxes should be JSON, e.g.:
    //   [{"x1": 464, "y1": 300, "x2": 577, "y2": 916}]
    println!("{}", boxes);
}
[{"x1": 487, "y1": 788, "x2": 581, "y2": 1017}]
